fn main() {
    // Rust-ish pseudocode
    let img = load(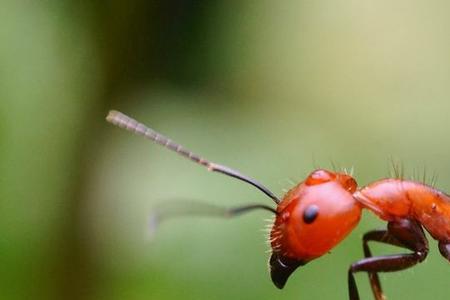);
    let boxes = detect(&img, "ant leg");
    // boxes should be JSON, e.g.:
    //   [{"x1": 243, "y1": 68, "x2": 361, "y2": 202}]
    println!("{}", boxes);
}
[
  {"x1": 362, "y1": 230, "x2": 404, "y2": 300},
  {"x1": 438, "y1": 241, "x2": 450, "y2": 262},
  {"x1": 349, "y1": 219, "x2": 428, "y2": 300}
]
